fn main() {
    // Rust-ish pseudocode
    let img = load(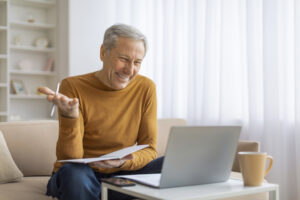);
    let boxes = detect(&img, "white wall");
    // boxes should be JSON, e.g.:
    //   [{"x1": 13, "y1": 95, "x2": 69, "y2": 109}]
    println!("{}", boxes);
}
[
  {"x1": 68, "y1": 0, "x2": 116, "y2": 76},
  {"x1": 68, "y1": 0, "x2": 153, "y2": 77}
]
